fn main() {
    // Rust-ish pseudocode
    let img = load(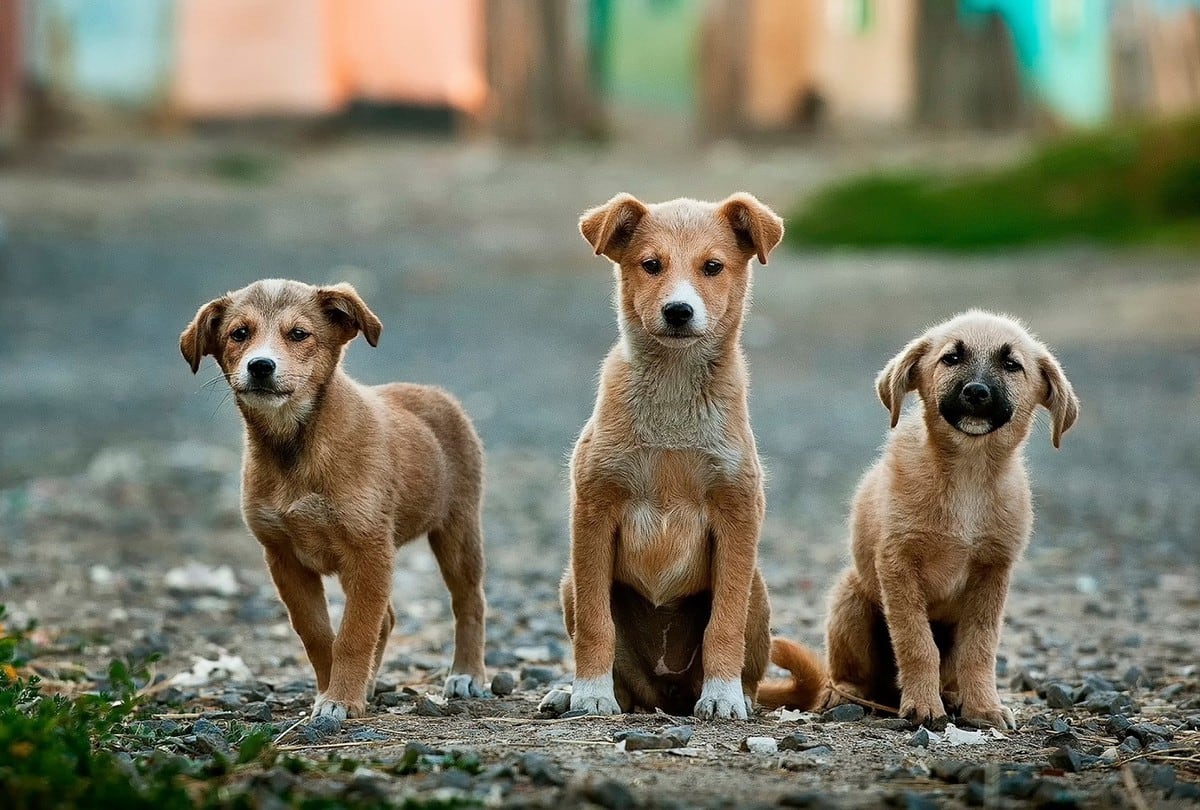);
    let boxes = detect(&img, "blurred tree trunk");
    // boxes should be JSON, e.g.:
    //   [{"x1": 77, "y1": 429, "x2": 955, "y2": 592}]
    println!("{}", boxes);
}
[
  {"x1": 483, "y1": 0, "x2": 604, "y2": 142},
  {"x1": 0, "y1": 0, "x2": 20, "y2": 150},
  {"x1": 915, "y1": 2, "x2": 1025, "y2": 130},
  {"x1": 697, "y1": 0, "x2": 750, "y2": 140}
]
